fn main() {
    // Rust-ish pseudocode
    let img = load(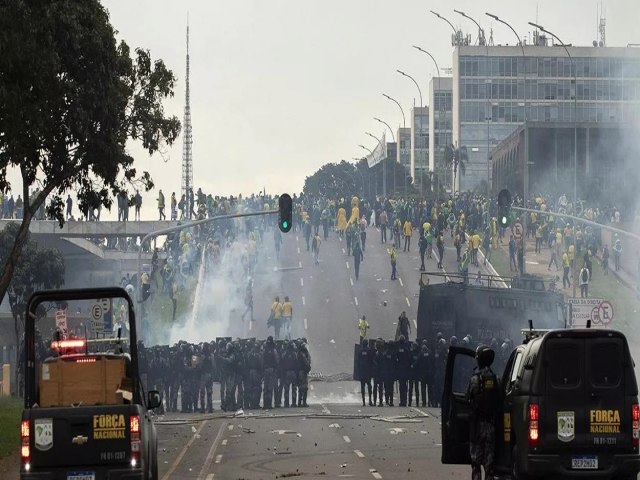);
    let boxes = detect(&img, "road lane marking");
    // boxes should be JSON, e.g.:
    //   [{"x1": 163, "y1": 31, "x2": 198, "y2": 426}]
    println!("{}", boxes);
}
[
  {"x1": 350, "y1": 278, "x2": 354, "y2": 286},
  {"x1": 297, "y1": 247, "x2": 301, "y2": 254},
  {"x1": 342, "y1": 248, "x2": 346, "y2": 254},
  {"x1": 162, "y1": 420, "x2": 207, "y2": 480},
  {"x1": 249, "y1": 321, "x2": 252, "y2": 331},
  {"x1": 299, "y1": 261, "x2": 302, "y2": 268},
  {"x1": 310, "y1": 383, "x2": 314, "y2": 390},
  {"x1": 413, "y1": 319, "x2": 417, "y2": 329},
  {"x1": 354, "y1": 449, "x2": 365, "y2": 458},
  {"x1": 405, "y1": 297, "x2": 410, "y2": 307},
  {"x1": 354, "y1": 297, "x2": 358, "y2": 306},
  {"x1": 302, "y1": 296, "x2": 306, "y2": 306},
  {"x1": 215, "y1": 454, "x2": 222, "y2": 464},
  {"x1": 197, "y1": 421, "x2": 228, "y2": 480},
  {"x1": 399, "y1": 277, "x2": 403, "y2": 286},
  {"x1": 206, "y1": 475, "x2": 214, "y2": 480},
  {"x1": 221, "y1": 439, "x2": 227, "y2": 446},
  {"x1": 304, "y1": 318, "x2": 308, "y2": 329},
  {"x1": 371, "y1": 472, "x2": 383, "y2": 480},
  {"x1": 346, "y1": 261, "x2": 350, "y2": 269},
  {"x1": 343, "y1": 435, "x2": 351, "y2": 443},
  {"x1": 300, "y1": 278, "x2": 304, "y2": 287},
  {"x1": 296, "y1": 235, "x2": 299, "y2": 242}
]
